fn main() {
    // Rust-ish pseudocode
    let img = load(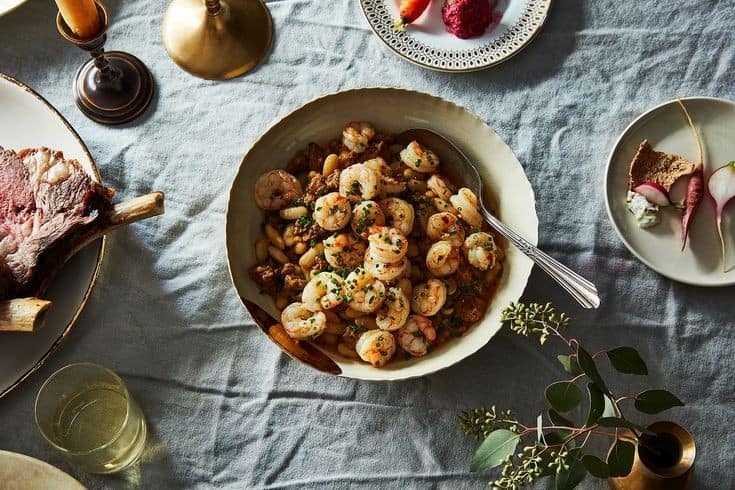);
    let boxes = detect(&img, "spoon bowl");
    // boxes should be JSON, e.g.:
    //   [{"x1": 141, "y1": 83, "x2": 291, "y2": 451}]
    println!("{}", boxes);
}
[{"x1": 398, "y1": 128, "x2": 600, "y2": 309}]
